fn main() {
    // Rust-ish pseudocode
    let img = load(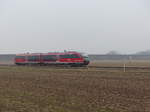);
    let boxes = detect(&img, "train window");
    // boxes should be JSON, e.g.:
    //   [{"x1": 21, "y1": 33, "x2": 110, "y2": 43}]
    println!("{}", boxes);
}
[
  {"x1": 15, "y1": 56, "x2": 25, "y2": 59},
  {"x1": 60, "y1": 54, "x2": 80, "y2": 59},
  {"x1": 42, "y1": 55, "x2": 57, "y2": 61},
  {"x1": 27, "y1": 56, "x2": 39, "y2": 61}
]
